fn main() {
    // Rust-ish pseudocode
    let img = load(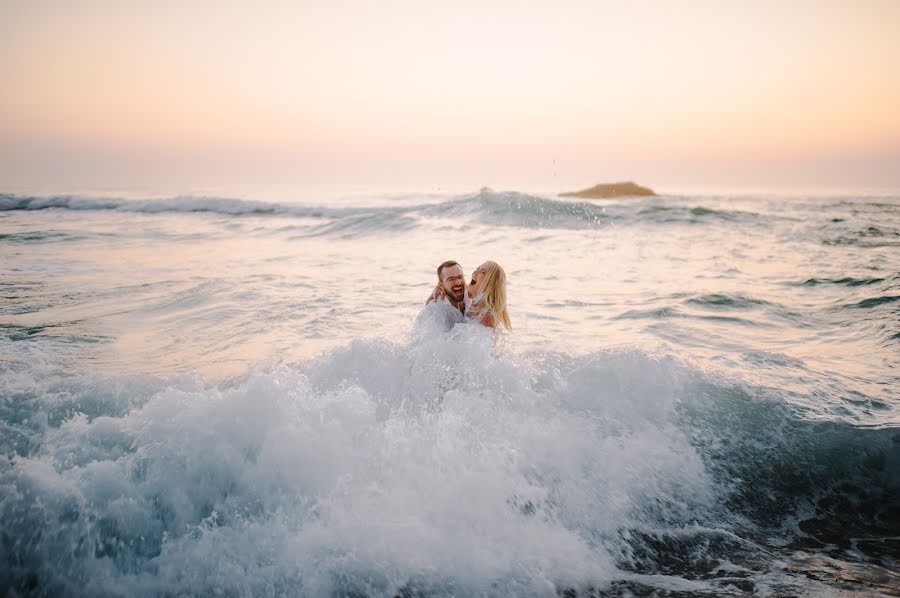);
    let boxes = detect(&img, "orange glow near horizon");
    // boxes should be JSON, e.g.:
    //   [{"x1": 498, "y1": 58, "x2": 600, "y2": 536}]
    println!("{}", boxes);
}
[{"x1": 2, "y1": 0, "x2": 899, "y2": 195}]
